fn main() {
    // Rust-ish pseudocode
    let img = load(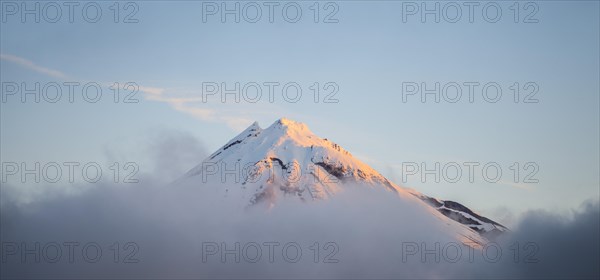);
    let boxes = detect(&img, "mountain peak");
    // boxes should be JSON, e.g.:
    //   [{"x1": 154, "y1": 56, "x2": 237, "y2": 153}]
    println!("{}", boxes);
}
[
  {"x1": 180, "y1": 118, "x2": 507, "y2": 238},
  {"x1": 269, "y1": 117, "x2": 310, "y2": 133},
  {"x1": 275, "y1": 117, "x2": 300, "y2": 126},
  {"x1": 185, "y1": 116, "x2": 398, "y2": 199}
]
